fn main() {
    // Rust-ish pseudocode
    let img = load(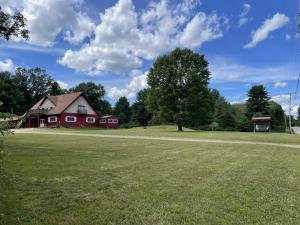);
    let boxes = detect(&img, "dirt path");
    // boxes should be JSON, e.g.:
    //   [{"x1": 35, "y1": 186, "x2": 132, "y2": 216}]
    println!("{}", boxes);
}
[{"x1": 11, "y1": 129, "x2": 300, "y2": 149}]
